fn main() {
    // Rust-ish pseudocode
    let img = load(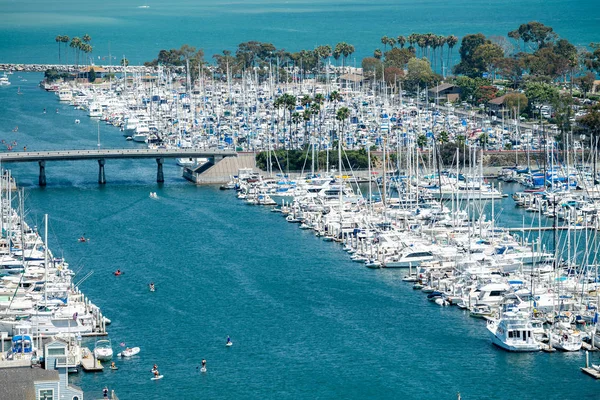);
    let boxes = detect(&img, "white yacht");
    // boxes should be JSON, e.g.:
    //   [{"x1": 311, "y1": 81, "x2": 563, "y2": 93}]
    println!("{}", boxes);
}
[
  {"x1": 383, "y1": 247, "x2": 435, "y2": 268},
  {"x1": 133, "y1": 121, "x2": 150, "y2": 142},
  {"x1": 0, "y1": 73, "x2": 11, "y2": 86},
  {"x1": 487, "y1": 310, "x2": 541, "y2": 352},
  {"x1": 57, "y1": 88, "x2": 72, "y2": 102},
  {"x1": 88, "y1": 103, "x2": 103, "y2": 118},
  {"x1": 124, "y1": 117, "x2": 140, "y2": 135}
]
